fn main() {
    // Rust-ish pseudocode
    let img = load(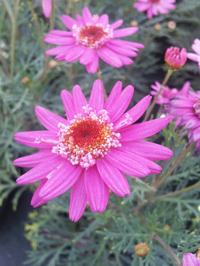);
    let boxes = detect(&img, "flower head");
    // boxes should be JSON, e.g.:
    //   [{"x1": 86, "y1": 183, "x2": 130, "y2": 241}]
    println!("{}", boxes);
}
[
  {"x1": 14, "y1": 80, "x2": 172, "y2": 222},
  {"x1": 44, "y1": 7, "x2": 144, "y2": 73},
  {"x1": 183, "y1": 253, "x2": 200, "y2": 266},
  {"x1": 187, "y1": 39, "x2": 200, "y2": 68},
  {"x1": 133, "y1": 0, "x2": 176, "y2": 19},
  {"x1": 165, "y1": 47, "x2": 187, "y2": 70},
  {"x1": 42, "y1": 0, "x2": 61, "y2": 18}
]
